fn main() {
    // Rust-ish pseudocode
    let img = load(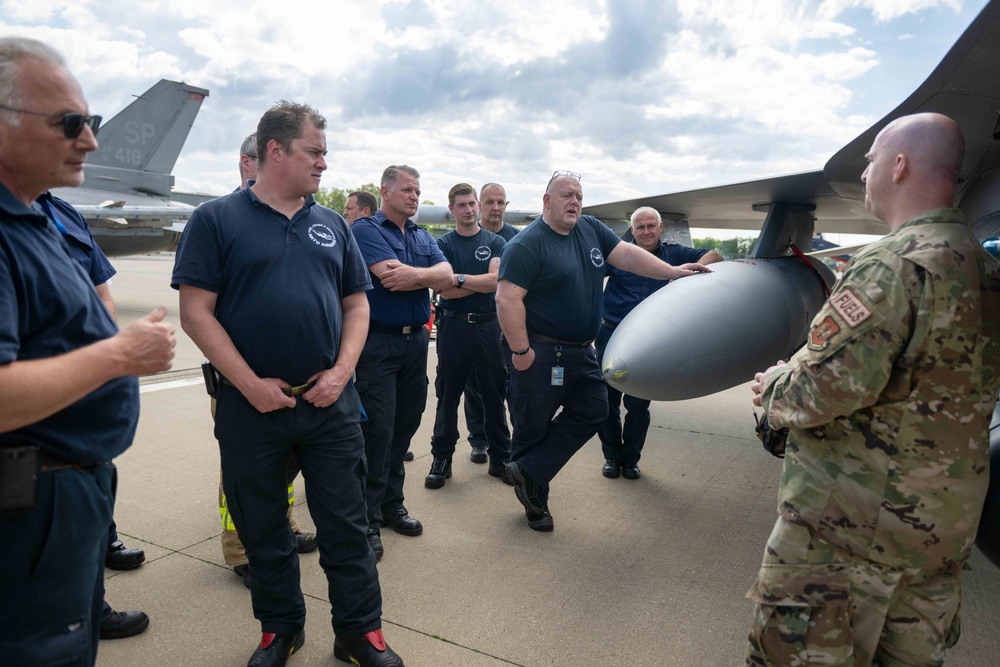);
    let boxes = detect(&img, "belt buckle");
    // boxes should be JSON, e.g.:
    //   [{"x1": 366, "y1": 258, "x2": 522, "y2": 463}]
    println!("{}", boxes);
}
[
  {"x1": 401, "y1": 325, "x2": 413, "y2": 334},
  {"x1": 282, "y1": 380, "x2": 317, "y2": 397},
  {"x1": 466, "y1": 313, "x2": 476, "y2": 324}
]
